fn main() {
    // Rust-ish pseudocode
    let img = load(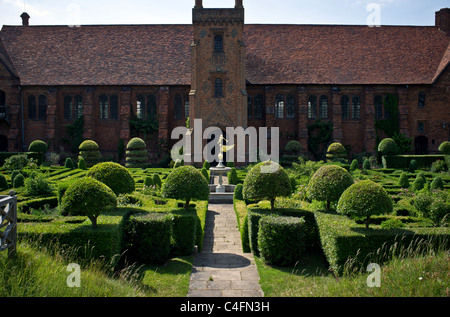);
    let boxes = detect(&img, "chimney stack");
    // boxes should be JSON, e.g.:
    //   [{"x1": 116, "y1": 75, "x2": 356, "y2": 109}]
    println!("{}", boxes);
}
[
  {"x1": 20, "y1": 12, "x2": 30, "y2": 26},
  {"x1": 195, "y1": 0, "x2": 203, "y2": 8},
  {"x1": 436, "y1": 8, "x2": 450, "y2": 36},
  {"x1": 235, "y1": 0, "x2": 243, "y2": 8}
]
